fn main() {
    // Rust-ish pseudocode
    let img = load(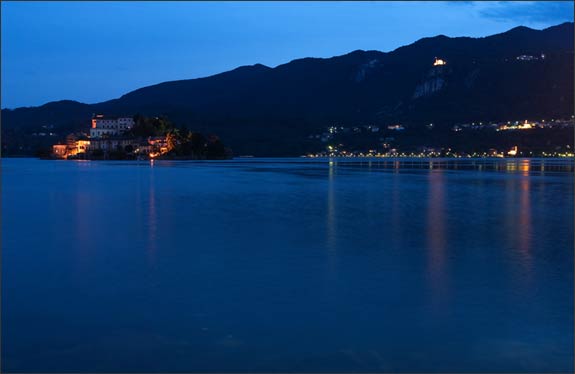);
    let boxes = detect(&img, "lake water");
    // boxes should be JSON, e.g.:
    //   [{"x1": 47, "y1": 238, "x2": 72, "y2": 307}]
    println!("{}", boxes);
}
[{"x1": 2, "y1": 158, "x2": 573, "y2": 372}]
